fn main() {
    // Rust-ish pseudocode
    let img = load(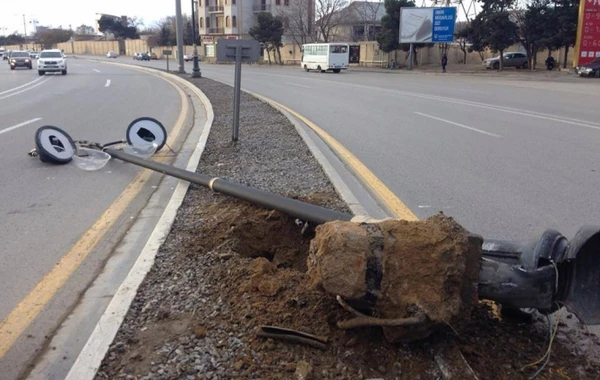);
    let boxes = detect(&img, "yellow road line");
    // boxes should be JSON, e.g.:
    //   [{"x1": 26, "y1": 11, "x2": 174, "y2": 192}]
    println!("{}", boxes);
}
[
  {"x1": 249, "y1": 92, "x2": 418, "y2": 221},
  {"x1": 0, "y1": 67, "x2": 189, "y2": 358}
]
